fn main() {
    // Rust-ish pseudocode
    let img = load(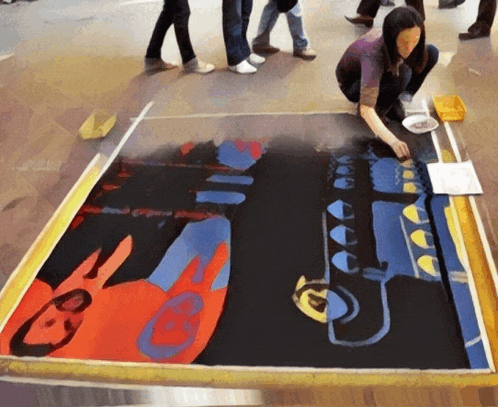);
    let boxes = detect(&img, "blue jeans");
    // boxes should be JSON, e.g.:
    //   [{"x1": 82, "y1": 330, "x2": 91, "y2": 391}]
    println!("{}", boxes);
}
[
  {"x1": 340, "y1": 44, "x2": 439, "y2": 115},
  {"x1": 252, "y1": 0, "x2": 309, "y2": 51},
  {"x1": 223, "y1": 0, "x2": 253, "y2": 66},
  {"x1": 145, "y1": 0, "x2": 196, "y2": 64}
]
